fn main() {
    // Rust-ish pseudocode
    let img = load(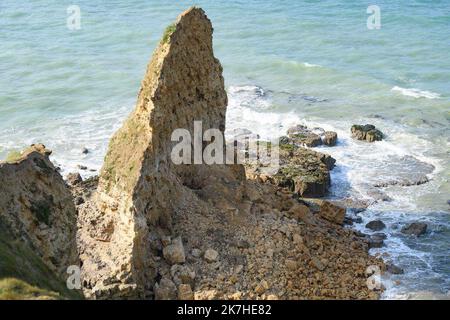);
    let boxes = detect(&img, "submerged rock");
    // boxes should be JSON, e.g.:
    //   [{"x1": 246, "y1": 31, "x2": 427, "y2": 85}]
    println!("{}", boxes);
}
[
  {"x1": 401, "y1": 222, "x2": 428, "y2": 236},
  {"x1": 372, "y1": 155, "x2": 434, "y2": 188},
  {"x1": 69, "y1": 7, "x2": 385, "y2": 301},
  {"x1": 154, "y1": 278, "x2": 177, "y2": 300},
  {"x1": 351, "y1": 124, "x2": 383, "y2": 142},
  {"x1": 386, "y1": 263, "x2": 404, "y2": 275},
  {"x1": 204, "y1": 249, "x2": 219, "y2": 263},
  {"x1": 366, "y1": 220, "x2": 386, "y2": 231}
]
